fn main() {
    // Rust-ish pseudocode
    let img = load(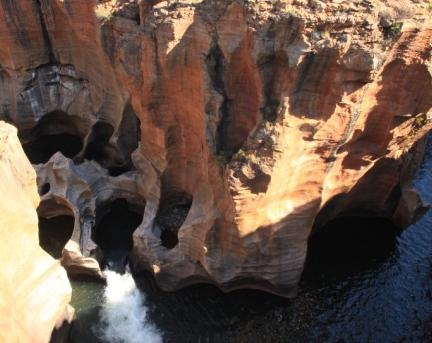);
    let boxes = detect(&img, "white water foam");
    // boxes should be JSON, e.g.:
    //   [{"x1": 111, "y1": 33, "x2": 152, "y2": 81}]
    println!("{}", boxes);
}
[{"x1": 100, "y1": 270, "x2": 162, "y2": 343}]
